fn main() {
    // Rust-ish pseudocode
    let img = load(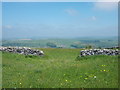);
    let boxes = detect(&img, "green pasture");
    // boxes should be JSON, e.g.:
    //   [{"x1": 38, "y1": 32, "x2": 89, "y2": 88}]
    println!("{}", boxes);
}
[{"x1": 2, "y1": 48, "x2": 118, "y2": 88}]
